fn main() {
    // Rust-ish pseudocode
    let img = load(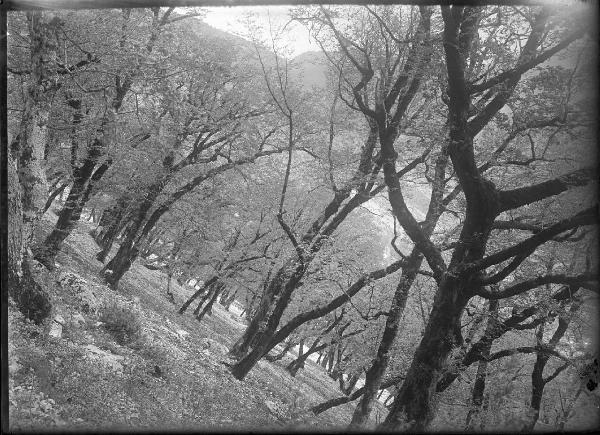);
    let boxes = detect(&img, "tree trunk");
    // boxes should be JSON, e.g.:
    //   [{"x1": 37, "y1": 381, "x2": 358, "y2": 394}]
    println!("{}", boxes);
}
[
  {"x1": 464, "y1": 300, "x2": 498, "y2": 431},
  {"x1": 165, "y1": 271, "x2": 175, "y2": 304},
  {"x1": 350, "y1": 252, "x2": 422, "y2": 428},
  {"x1": 196, "y1": 282, "x2": 225, "y2": 322},
  {"x1": 286, "y1": 338, "x2": 325, "y2": 377},
  {"x1": 380, "y1": 281, "x2": 473, "y2": 430},
  {"x1": 95, "y1": 196, "x2": 131, "y2": 261},
  {"x1": 229, "y1": 261, "x2": 302, "y2": 360},
  {"x1": 179, "y1": 276, "x2": 218, "y2": 314},
  {"x1": 194, "y1": 284, "x2": 217, "y2": 316},
  {"x1": 265, "y1": 340, "x2": 295, "y2": 363},
  {"x1": 320, "y1": 349, "x2": 330, "y2": 369},
  {"x1": 229, "y1": 261, "x2": 305, "y2": 380},
  {"x1": 8, "y1": 11, "x2": 58, "y2": 322},
  {"x1": 522, "y1": 300, "x2": 580, "y2": 432},
  {"x1": 8, "y1": 154, "x2": 52, "y2": 324},
  {"x1": 102, "y1": 184, "x2": 163, "y2": 286},
  {"x1": 42, "y1": 180, "x2": 69, "y2": 214},
  {"x1": 341, "y1": 373, "x2": 361, "y2": 396}
]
